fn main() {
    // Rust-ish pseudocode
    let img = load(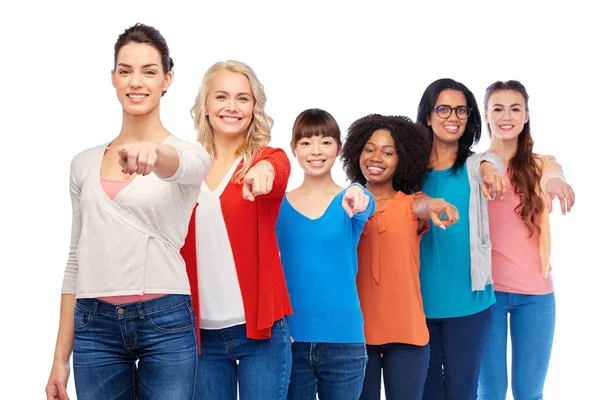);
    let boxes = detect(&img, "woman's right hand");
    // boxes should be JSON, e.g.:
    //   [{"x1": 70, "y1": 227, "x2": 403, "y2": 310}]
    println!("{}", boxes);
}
[
  {"x1": 45, "y1": 361, "x2": 70, "y2": 400},
  {"x1": 428, "y1": 198, "x2": 460, "y2": 230}
]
